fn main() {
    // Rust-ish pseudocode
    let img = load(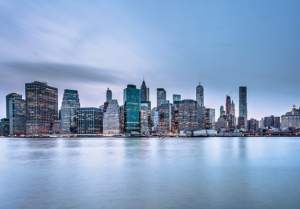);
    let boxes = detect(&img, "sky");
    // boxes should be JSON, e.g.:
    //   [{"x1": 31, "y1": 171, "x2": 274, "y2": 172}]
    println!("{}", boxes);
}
[{"x1": 0, "y1": 0, "x2": 300, "y2": 120}]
